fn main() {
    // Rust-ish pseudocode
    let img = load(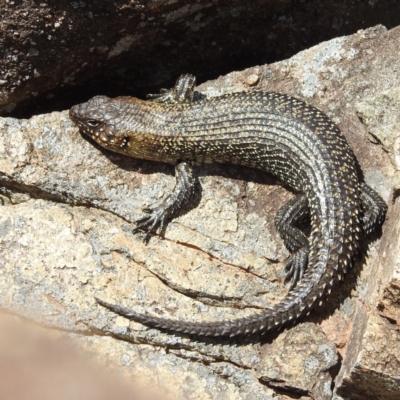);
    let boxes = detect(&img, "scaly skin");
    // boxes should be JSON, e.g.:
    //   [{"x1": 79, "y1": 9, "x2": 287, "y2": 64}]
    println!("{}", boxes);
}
[{"x1": 69, "y1": 74, "x2": 387, "y2": 337}]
